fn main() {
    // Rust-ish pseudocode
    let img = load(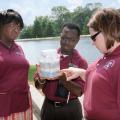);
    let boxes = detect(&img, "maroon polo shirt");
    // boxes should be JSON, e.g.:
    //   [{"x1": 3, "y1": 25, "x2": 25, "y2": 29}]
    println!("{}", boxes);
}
[
  {"x1": 0, "y1": 41, "x2": 30, "y2": 116},
  {"x1": 42, "y1": 48, "x2": 88, "y2": 102},
  {"x1": 84, "y1": 45, "x2": 120, "y2": 120}
]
